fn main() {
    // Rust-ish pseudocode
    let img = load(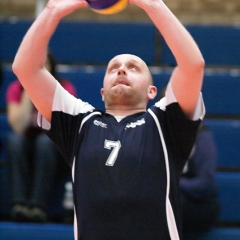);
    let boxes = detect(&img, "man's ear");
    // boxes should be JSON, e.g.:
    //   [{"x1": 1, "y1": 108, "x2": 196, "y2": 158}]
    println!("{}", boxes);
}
[
  {"x1": 100, "y1": 88, "x2": 104, "y2": 102},
  {"x1": 148, "y1": 85, "x2": 157, "y2": 100}
]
